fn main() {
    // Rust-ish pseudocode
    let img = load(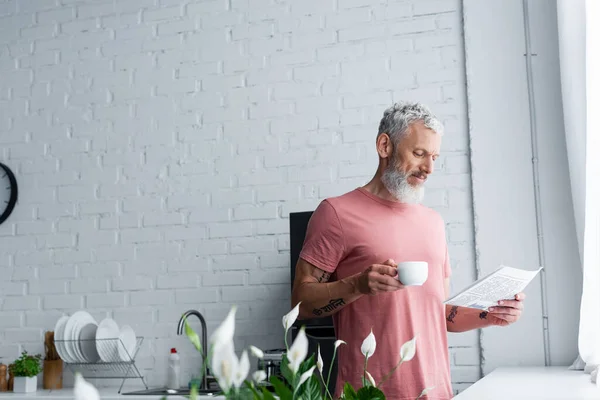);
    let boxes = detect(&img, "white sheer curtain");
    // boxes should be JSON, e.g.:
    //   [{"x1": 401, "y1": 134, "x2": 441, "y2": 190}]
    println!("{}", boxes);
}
[{"x1": 557, "y1": 0, "x2": 600, "y2": 382}]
